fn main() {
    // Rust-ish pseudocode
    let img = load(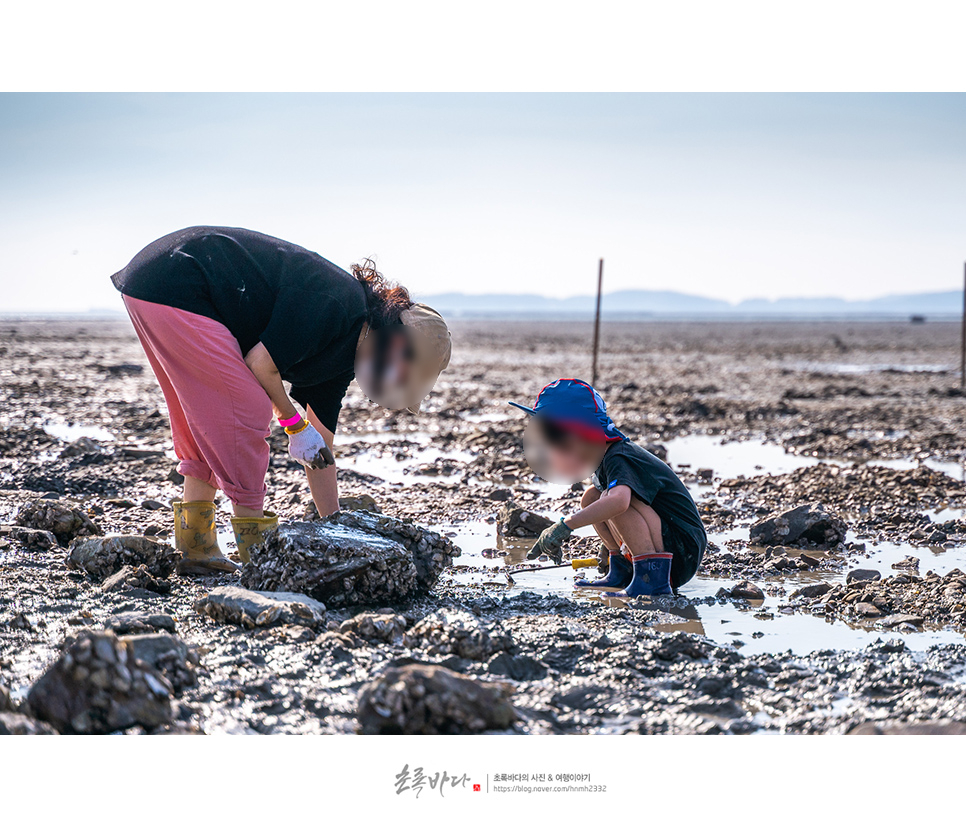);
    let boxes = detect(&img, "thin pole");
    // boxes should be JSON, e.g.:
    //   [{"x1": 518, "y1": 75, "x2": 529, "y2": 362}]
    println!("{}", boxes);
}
[
  {"x1": 591, "y1": 258, "x2": 604, "y2": 388},
  {"x1": 961, "y1": 261, "x2": 966, "y2": 391}
]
